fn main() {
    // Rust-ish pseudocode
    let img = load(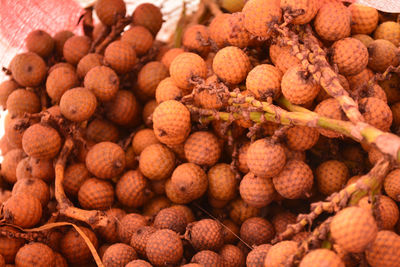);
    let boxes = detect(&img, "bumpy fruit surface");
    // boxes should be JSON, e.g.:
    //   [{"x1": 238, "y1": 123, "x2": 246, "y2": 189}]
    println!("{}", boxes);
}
[
  {"x1": 84, "y1": 66, "x2": 119, "y2": 102},
  {"x1": 121, "y1": 26, "x2": 154, "y2": 56},
  {"x1": 139, "y1": 144, "x2": 176, "y2": 180},
  {"x1": 240, "y1": 217, "x2": 275, "y2": 246},
  {"x1": 348, "y1": 3, "x2": 378, "y2": 34},
  {"x1": 145, "y1": 229, "x2": 183, "y2": 266},
  {"x1": 22, "y1": 124, "x2": 61, "y2": 160},
  {"x1": 25, "y1": 29, "x2": 54, "y2": 58},
  {"x1": 246, "y1": 64, "x2": 282, "y2": 100},
  {"x1": 187, "y1": 219, "x2": 224, "y2": 251},
  {"x1": 316, "y1": 160, "x2": 349, "y2": 195},
  {"x1": 3, "y1": 193, "x2": 42, "y2": 228},
  {"x1": 264, "y1": 241, "x2": 298, "y2": 267},
  {"x1": 10, "y1": 52, "x2": 46, "y2": 87},
  {"x1": 169, "y1": 52, "x2": 207, "y2": 90},
  {"x1": 239, "y1": 172, "x2": 275, "y2": 208},
  {"x1": 280, "y1": 0, "x2": 318, "y2": 25},
  {"x1": 102, "y1": 243, "x2": 137, "y2": 267},
  {"x1": 365, "y1": 230, "x2": 400, "y2": 267},
  {"x1": 95, "y1": 0, "x2": 126, "y2": 26},
  {"x1": 60, "y1": 87, "x2": 97, "y2": 122},
  {"x1": 299, "y1": 249, "x2": 344, "y2": 267},
  {"x1": 15, "y1": 242, "x2": 55, "y2": 267}
]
